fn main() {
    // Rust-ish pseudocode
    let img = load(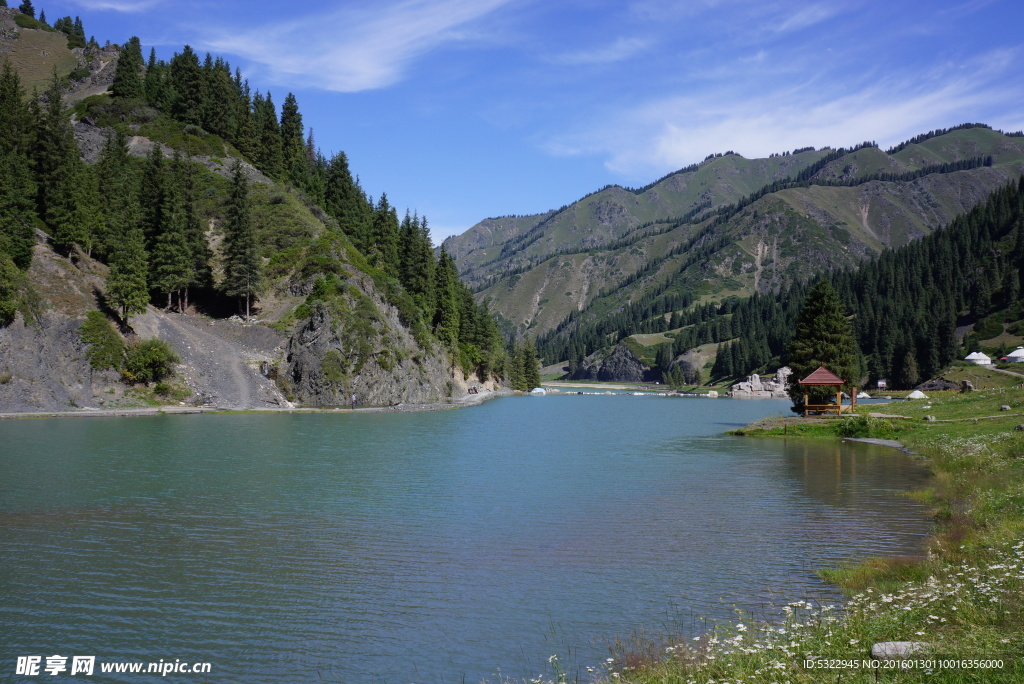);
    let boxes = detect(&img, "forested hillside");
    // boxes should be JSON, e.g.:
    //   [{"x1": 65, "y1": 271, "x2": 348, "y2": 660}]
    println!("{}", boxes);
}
[
  {"x1": 448, "y1": 126, "x2": 1024, "y2": 344},
  {"x1": 545, "y1": 176, "x2": 1024, "y2": 390},
  {"x1": 0, "y1": 6, "x2": 510, "y2": 410}
]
